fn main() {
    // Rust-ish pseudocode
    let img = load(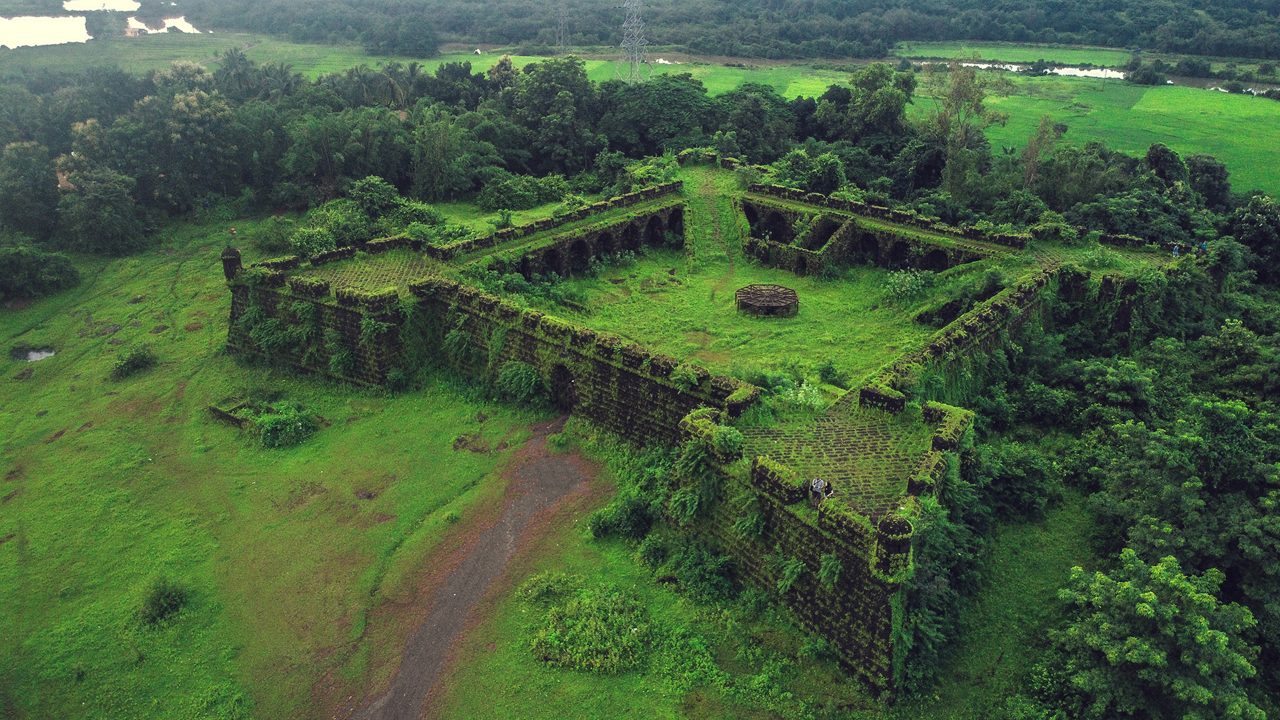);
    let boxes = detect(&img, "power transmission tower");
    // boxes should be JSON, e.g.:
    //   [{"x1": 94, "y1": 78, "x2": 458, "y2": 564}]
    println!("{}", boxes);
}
[
  {"x1": 617, "y1": 0, "x2": 649, "y2": 83},
  {"x1": 556, "y1": 0, "x2": 568, "y2": 53}
]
